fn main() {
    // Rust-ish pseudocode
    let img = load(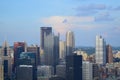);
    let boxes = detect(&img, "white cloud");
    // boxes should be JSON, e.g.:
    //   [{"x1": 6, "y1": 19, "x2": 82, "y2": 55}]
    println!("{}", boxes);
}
[{"x1": 40, "y1": 16, "x2": 95, "y2": 34}]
